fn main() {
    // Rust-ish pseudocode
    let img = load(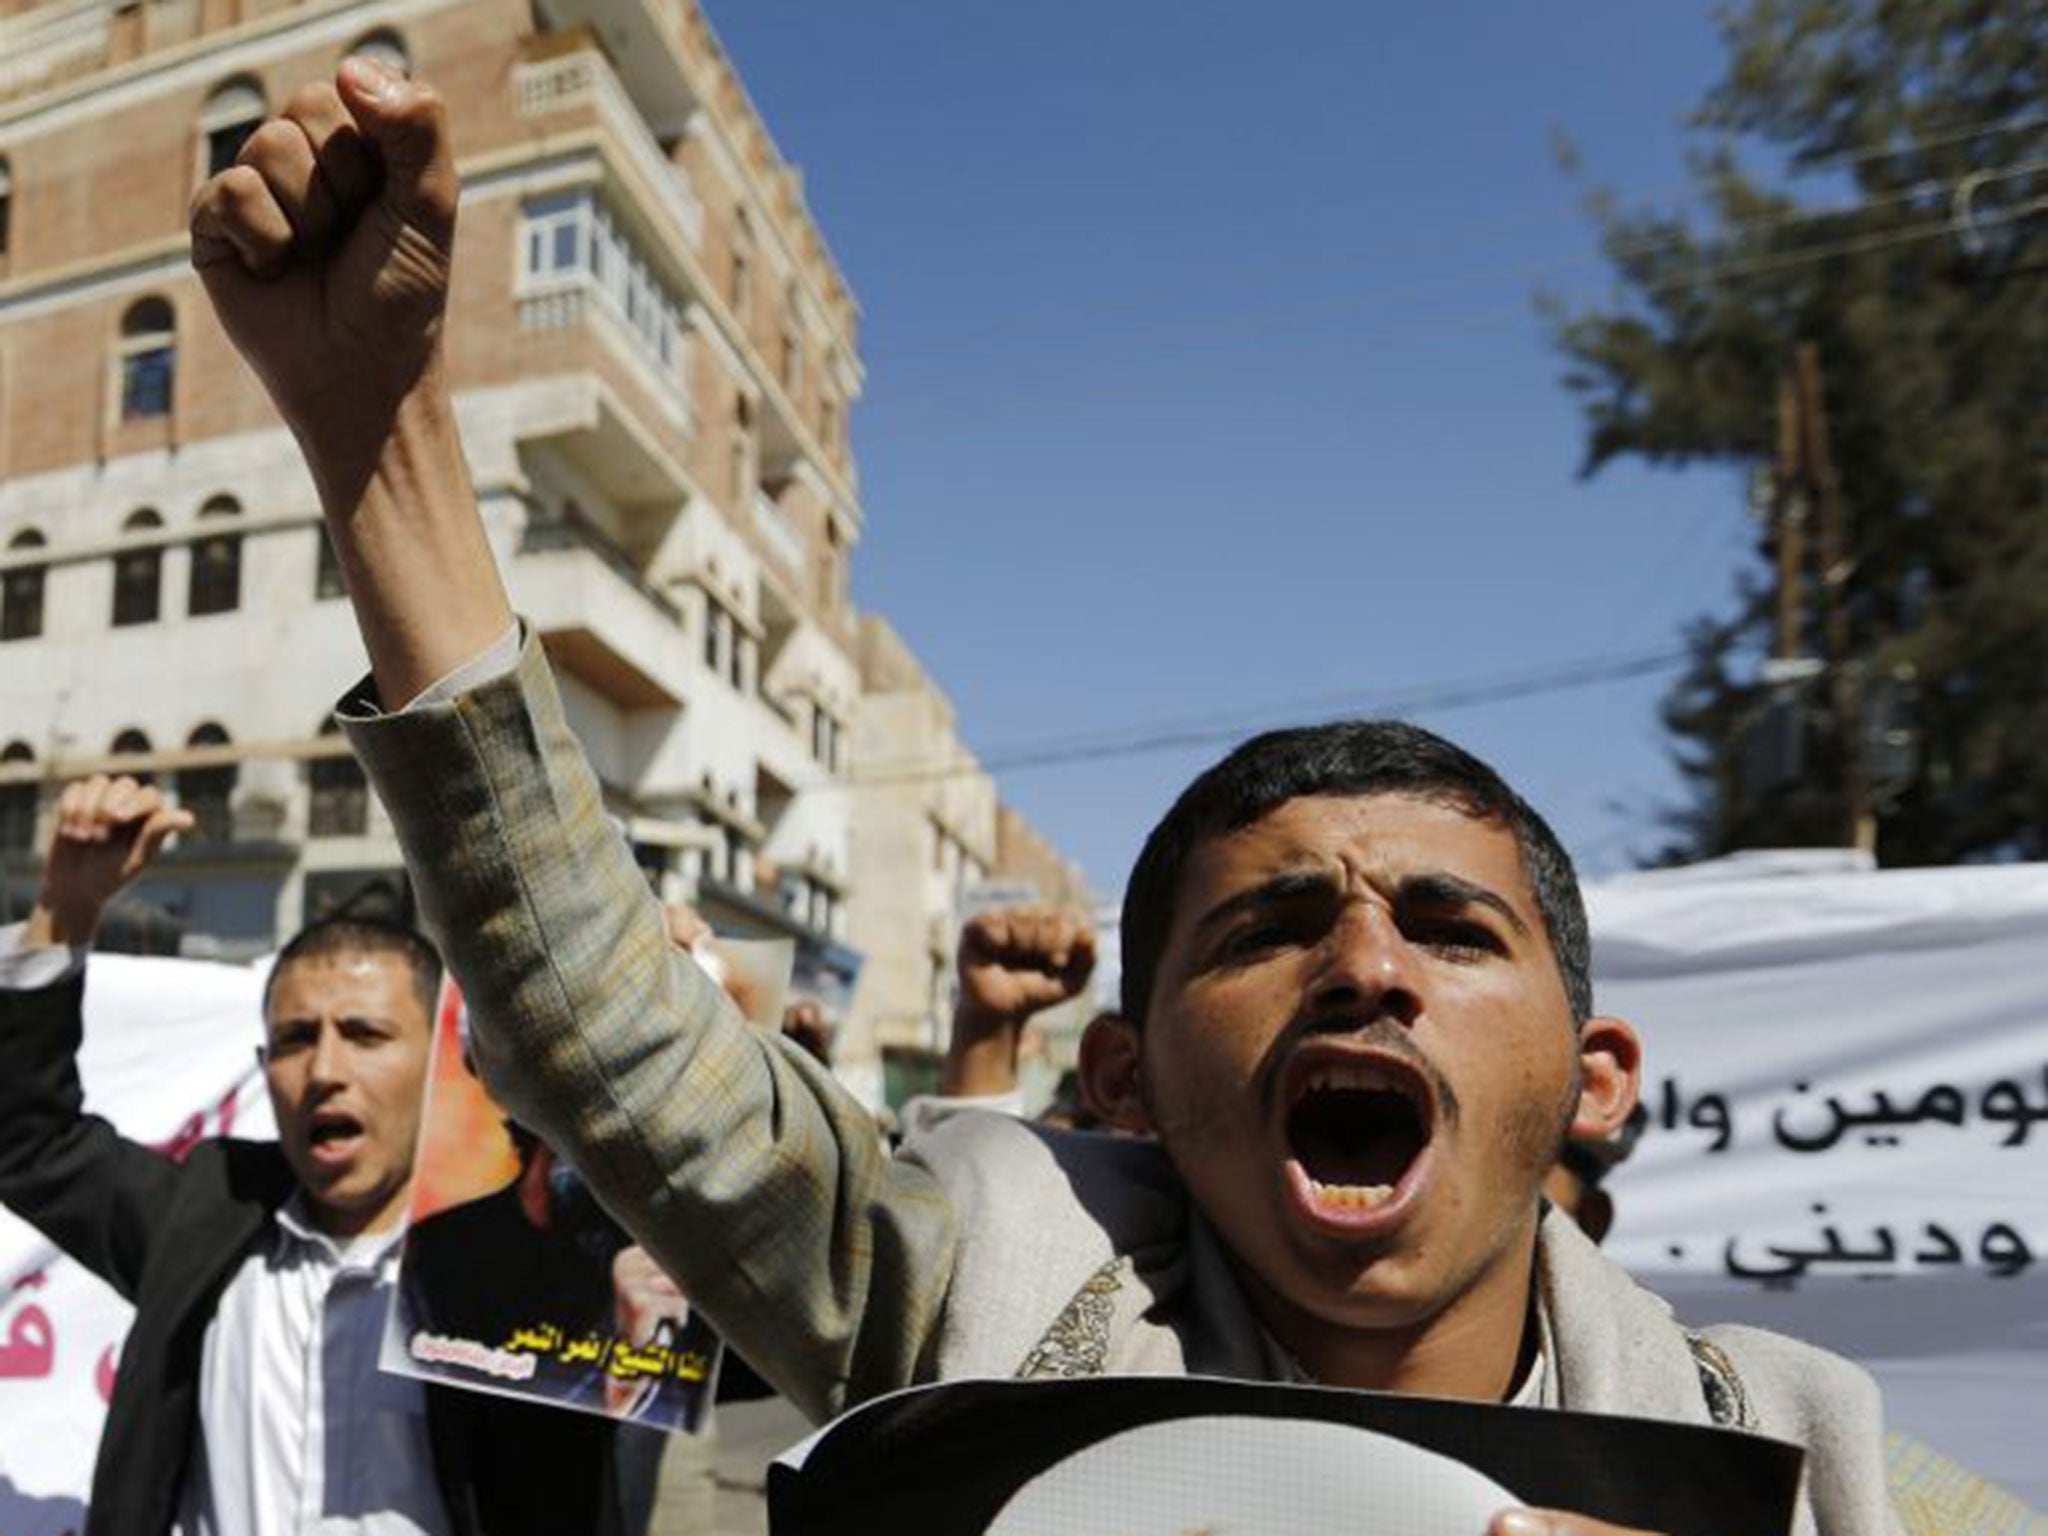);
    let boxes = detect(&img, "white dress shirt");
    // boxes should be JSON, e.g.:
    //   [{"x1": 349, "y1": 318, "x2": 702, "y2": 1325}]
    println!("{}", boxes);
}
[{"x1": 173, "y1": 1201, "x2": 451, "y2": 1536}]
